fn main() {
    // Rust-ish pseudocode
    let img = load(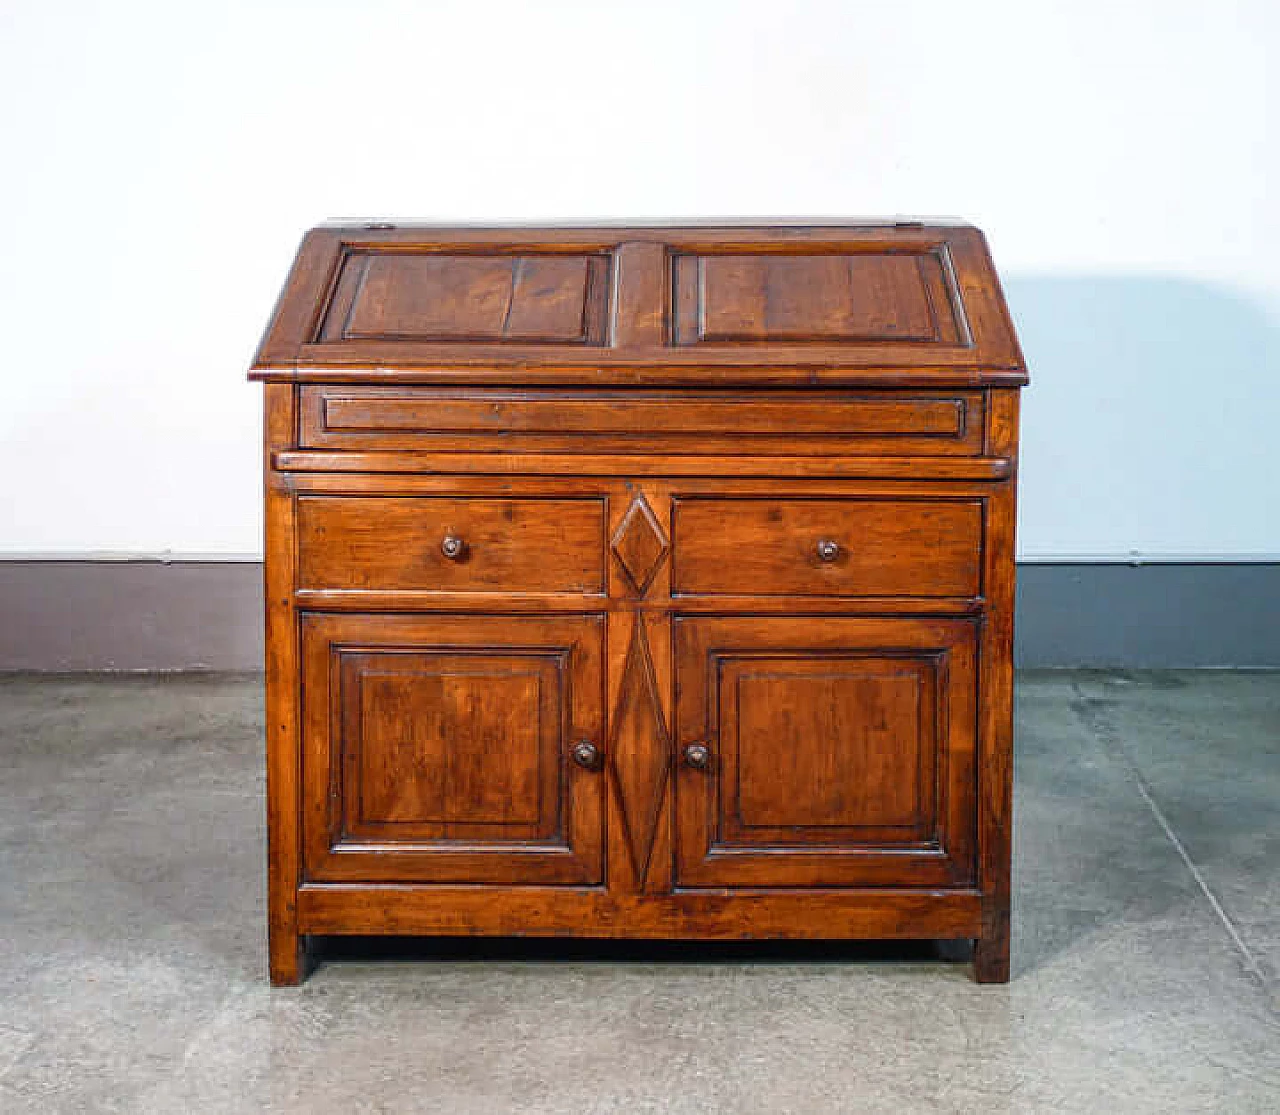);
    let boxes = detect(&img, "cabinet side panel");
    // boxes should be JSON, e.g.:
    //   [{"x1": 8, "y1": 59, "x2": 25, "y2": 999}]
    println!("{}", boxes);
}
[
  {"x1": 263, "y1": 383, "x2": 304, "y2": 984},
  {"x1": 975, "y1": 388, "x2": 1019, "y2": 982}
]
